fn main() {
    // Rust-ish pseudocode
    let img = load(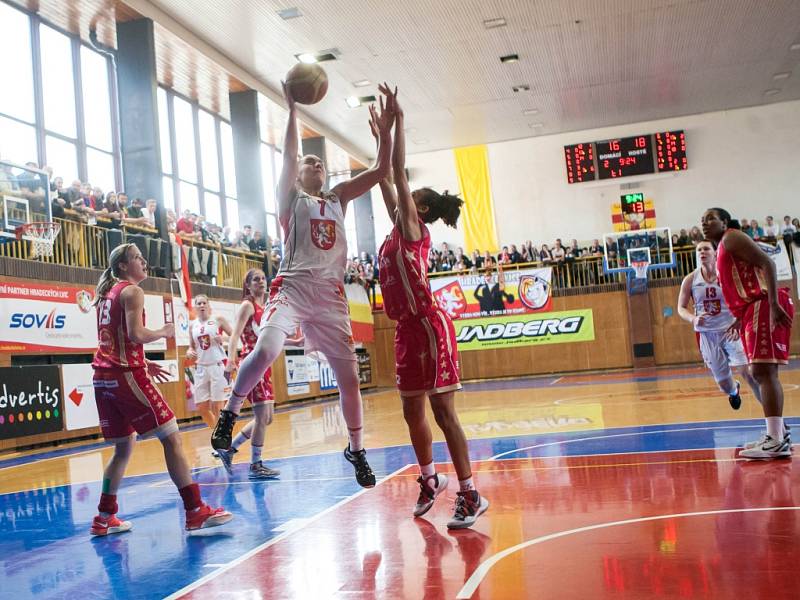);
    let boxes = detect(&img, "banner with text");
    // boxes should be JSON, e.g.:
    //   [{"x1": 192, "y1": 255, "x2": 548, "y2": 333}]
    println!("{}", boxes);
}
[
  {"x1": 453, "y1": 309, "x2": 596, "y2": 351},
  {"x1": 0, "y1": 281, "x2": 97, "y2": 353},
  {"x1": 429, "y1": 267, "x2": 553, "y2": 321},
  {"x1": 0, "y1": 366, "x2": 64, "y2": 440}
]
